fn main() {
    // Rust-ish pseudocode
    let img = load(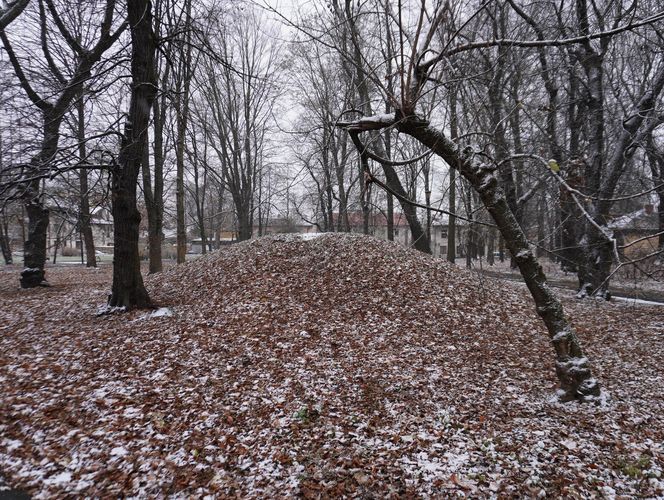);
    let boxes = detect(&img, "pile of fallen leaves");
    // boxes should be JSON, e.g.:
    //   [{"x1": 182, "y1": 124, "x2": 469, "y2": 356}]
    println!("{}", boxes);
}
[{"x1": 1, "y1": 233, "x2": 662, "y2": 498}]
